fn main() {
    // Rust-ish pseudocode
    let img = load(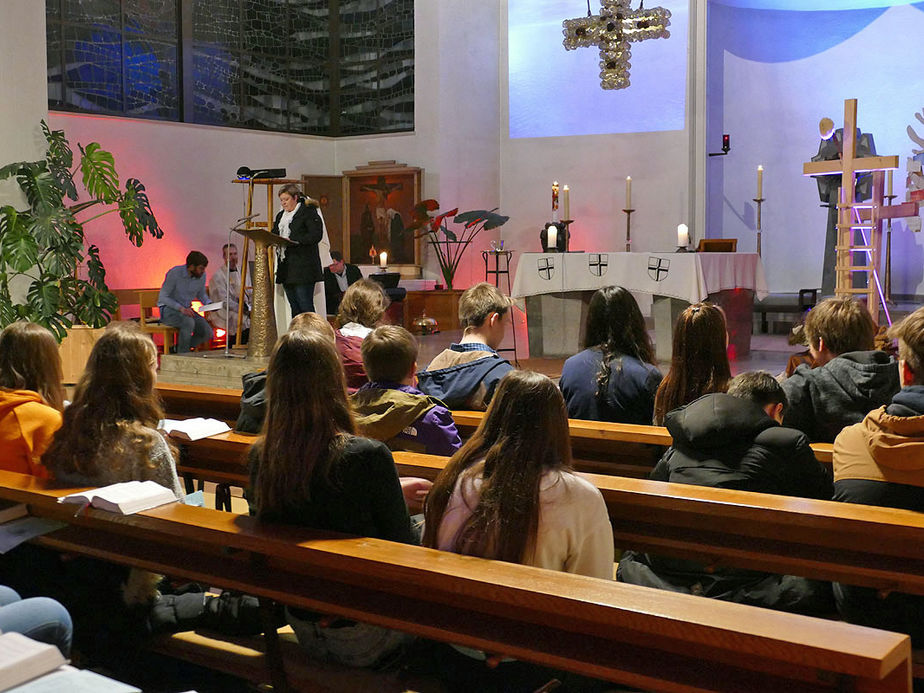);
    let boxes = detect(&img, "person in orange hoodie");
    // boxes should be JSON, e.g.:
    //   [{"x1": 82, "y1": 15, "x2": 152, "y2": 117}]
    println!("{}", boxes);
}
[{"x1": 0, "y1": 322, "x2": 65, "y2": 477}]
